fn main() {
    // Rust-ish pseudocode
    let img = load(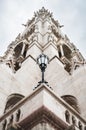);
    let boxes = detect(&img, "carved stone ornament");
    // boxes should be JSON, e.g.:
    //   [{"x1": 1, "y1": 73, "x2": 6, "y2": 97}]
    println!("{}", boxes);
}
[
  {"x1": 26, "y1": 17, "x2": 35, "y2": 26},
  {"x1": 51, "y1": 25, "x2": 61, "y2": 38},
  {"x1": 34, "y1": 7, "x2": 53, "y2": 19}
]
